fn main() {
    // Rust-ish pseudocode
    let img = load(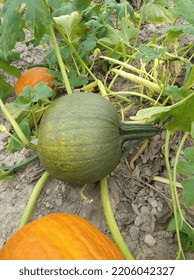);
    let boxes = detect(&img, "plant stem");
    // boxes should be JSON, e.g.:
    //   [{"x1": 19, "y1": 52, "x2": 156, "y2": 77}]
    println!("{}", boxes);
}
[
  {"x1": 173, "y1": 132, "x2": 189, "y2": 217},
  {"x1": 100, "y1": 177, "x2": 135, "y2": 260},
  {"x1": 164, "y1": 130, "x2": 185, "y2": 259},
  {"x1": 0, "y1": 155, "x2": 38, "y2": 172},
  {"x1": 0, "y1": 99, "x2": 36, "y2": 151},
  {"x1": 109, "y1": 91, "x2": 157, "y2": 104},
  {"x1": 49, "y1": 25, "x2": 72, "y2": 94},
  {"x1": 53, "y1": 23, "x2": 97, "y2": 81},
  {"x1": 101, "y1": 55, "x2": 154, "y2": 78},
  {"x1": 19, "y1": 171, "x2": 50, "y2": 228},
  {"x1": 112, "y1": 69, "x2": 162, "y2": 94}
]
